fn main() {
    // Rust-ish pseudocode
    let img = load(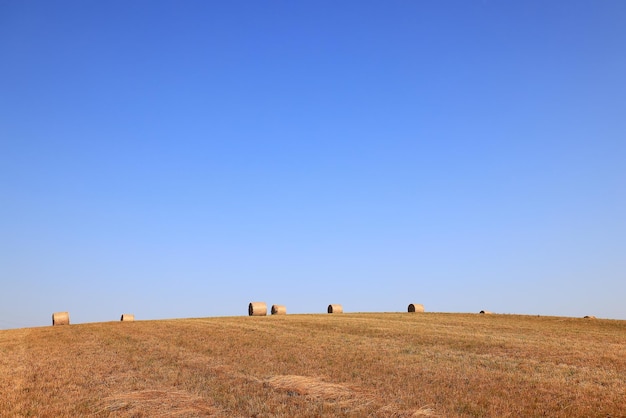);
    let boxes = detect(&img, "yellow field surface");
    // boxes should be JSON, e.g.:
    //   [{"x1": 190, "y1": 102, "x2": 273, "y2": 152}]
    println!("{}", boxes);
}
[{"x1": 1, "y1": 313, "x2": 624, "y2": 417}]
